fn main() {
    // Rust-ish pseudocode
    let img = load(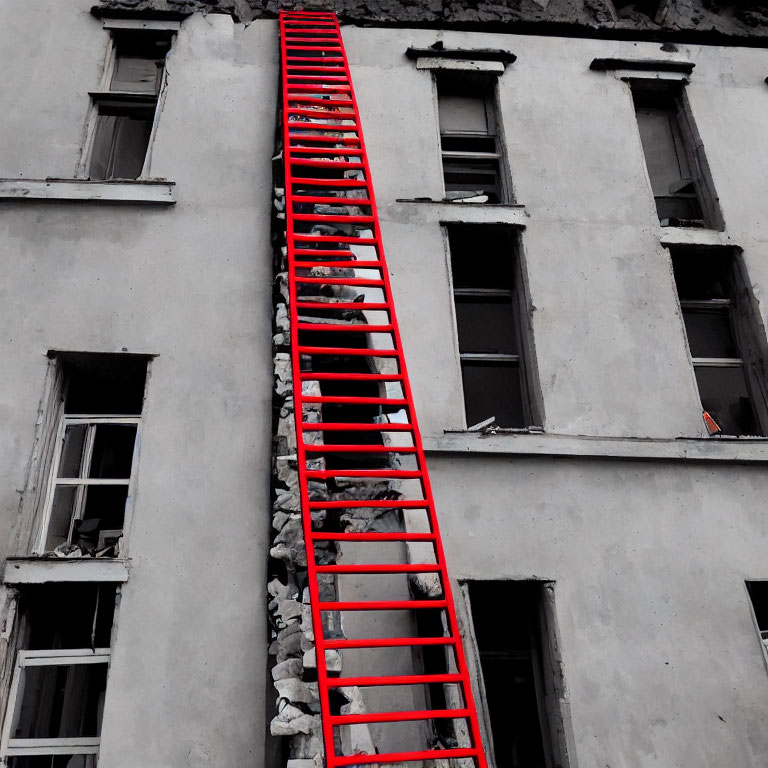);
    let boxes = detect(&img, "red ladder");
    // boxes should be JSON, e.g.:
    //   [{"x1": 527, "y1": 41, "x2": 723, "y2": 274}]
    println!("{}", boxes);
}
[{"x1": 280, "y1": 11, "x2": 488, "y2": 767}]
